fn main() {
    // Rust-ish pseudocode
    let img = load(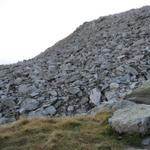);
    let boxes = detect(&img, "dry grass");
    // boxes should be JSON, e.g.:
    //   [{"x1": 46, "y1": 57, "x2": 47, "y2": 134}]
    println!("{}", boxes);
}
[{"x1": 0, "y1": 112, "x2": 143, "y2": 150}]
